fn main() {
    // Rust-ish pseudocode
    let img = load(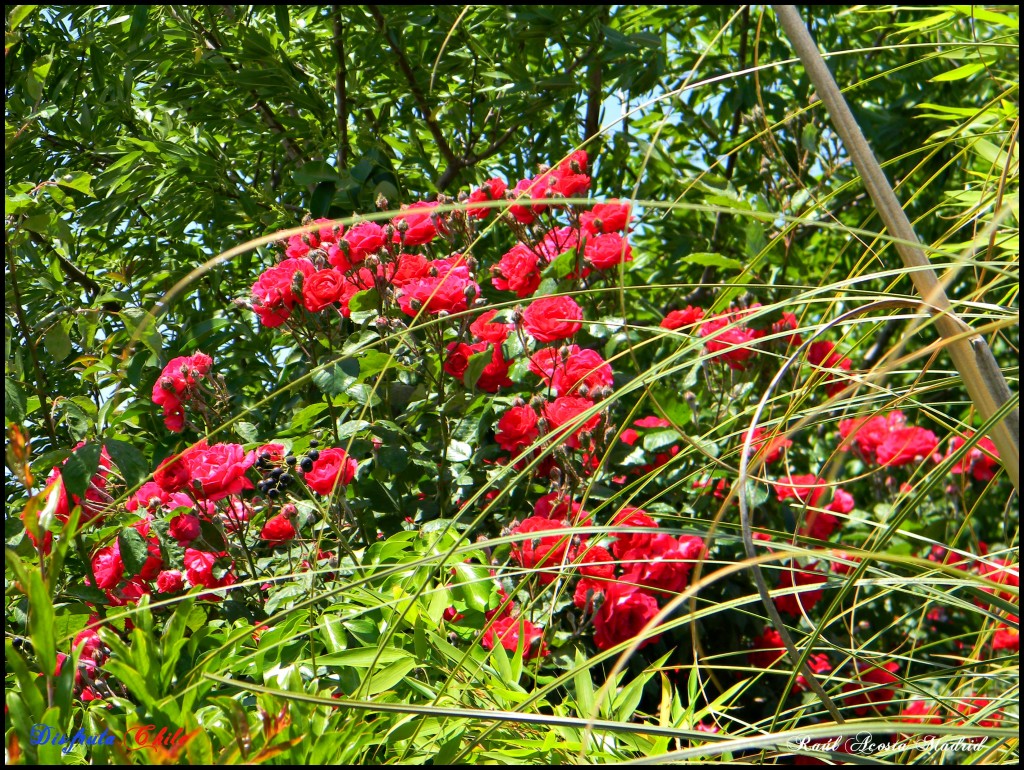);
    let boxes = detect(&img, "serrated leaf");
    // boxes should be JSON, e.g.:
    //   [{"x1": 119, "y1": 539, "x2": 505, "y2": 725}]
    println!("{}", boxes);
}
[
  {"x1": 235, "y1": 421, "x2": 259, "y2": 443},
  {"x1": 60, "y1": 442, "x2": 101, "y2": 499},
  {"x1": 118, "y1": 527, "x2": 150, "y2": 577},
  {"x1": 312, "y1": 359, "x2": 360, "y2": 396},
  {"x1": 445, "y1": 440, "x2": 473, "y2": 463},
  {"x1": 104, "y1": 438, "x2": 148, "y2": 490}
]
